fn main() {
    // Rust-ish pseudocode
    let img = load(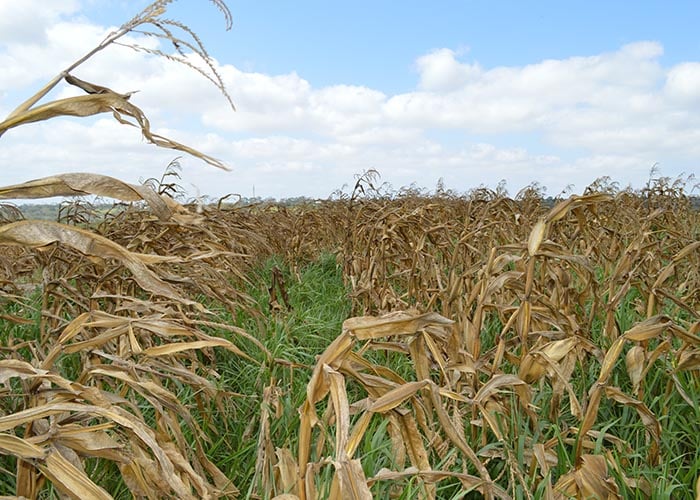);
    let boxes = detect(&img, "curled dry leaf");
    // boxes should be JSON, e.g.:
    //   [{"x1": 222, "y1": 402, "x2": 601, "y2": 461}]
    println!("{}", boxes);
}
[
  {"x1": 554, "y1": 454, "x2": 620, "y2": 499},
  {"x1": 142, "y1": 338, "x2": 253, "y2": 361},
  {"x1": 37, "y1": 447, "x2": 112, "y2": 500},
  {"x1": 519, "y1": 337, "x2": 579, "y2": 383},
  {"x1": 623, "y1": 315, "x2": 672, "y2": 342},
  {"x1": 527, "y1": 219, "x2": 547, "y2": 256},
  {"x1": 0, "y1": 220, "x2": 198, "y2": 307},
  {"x1": 625, "y1": 345, "x2": 645, "y2": 396},
  {"x1": 676, "y1": 350, "x2": 700, "y2": 372},
  {"x1": 0, "y1": 433, "x2": 46, "y2": 459},
  {"x1": 343, "y1": 311, "x2": 453, "y2": 341},
  {"x1": 0, "y1": 173, "x2": 173, "y2": 221},
  {"x1": 0, "y1": 77, "x2": 228, "y2": 171},
  {"x1": 333, "y1": 459, "x2": 373, "y2": 500}
]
